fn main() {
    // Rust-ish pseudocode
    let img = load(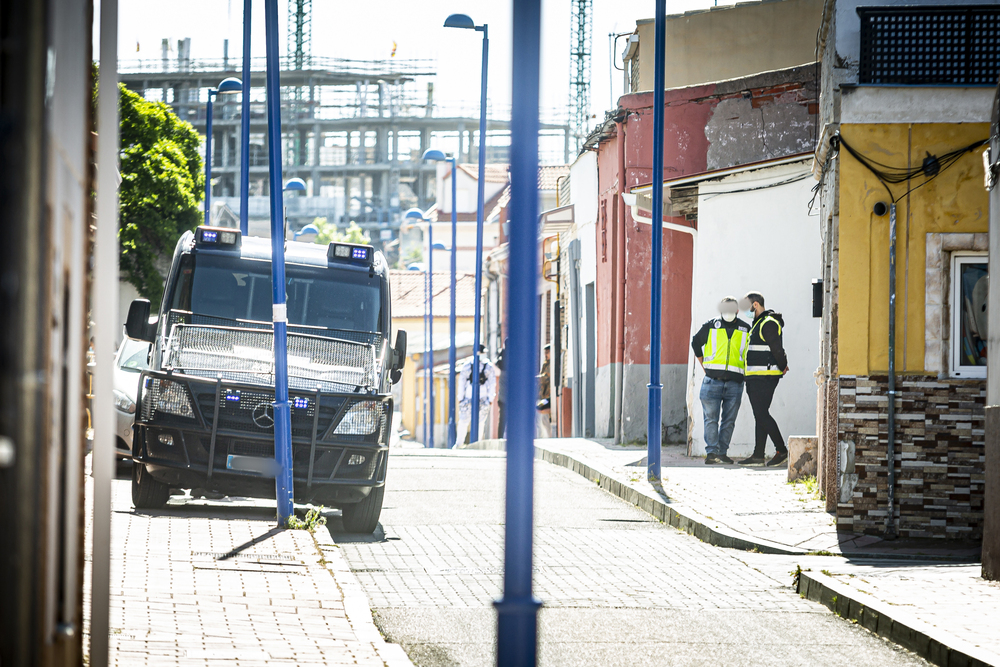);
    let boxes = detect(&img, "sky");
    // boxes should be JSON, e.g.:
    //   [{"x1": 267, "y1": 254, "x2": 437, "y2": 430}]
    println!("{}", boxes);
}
[{"x1": 110, "y1": 0, "x2": 742, "y2": 126}]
